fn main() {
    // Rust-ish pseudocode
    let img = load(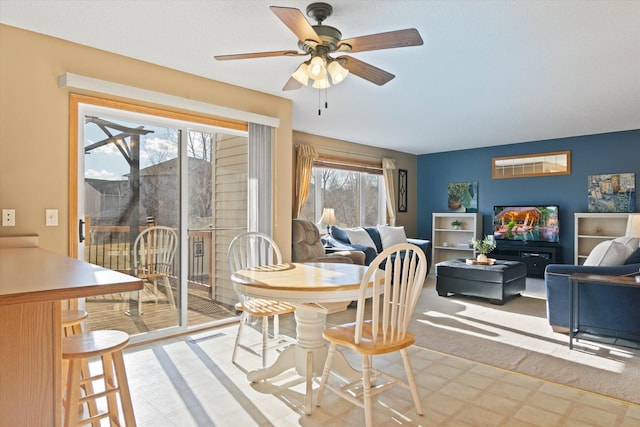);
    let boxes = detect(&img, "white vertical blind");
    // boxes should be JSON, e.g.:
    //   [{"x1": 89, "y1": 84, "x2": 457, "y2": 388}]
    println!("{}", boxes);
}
[{"x1": 248, "y1": 123, "x2": 273, "y2": 235}]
